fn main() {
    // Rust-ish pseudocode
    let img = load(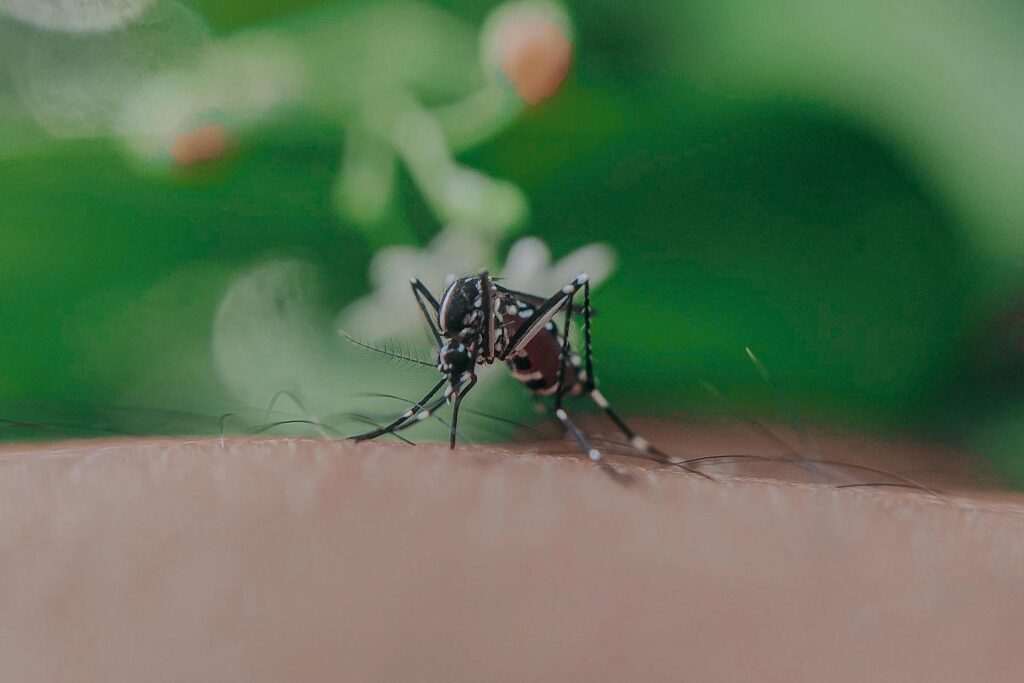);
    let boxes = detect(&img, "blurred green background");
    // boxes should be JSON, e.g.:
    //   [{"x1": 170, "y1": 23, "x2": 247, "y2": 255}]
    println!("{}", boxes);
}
[{"x1": 1, "y1": 0, "x2": 1023, "y2": 480}]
